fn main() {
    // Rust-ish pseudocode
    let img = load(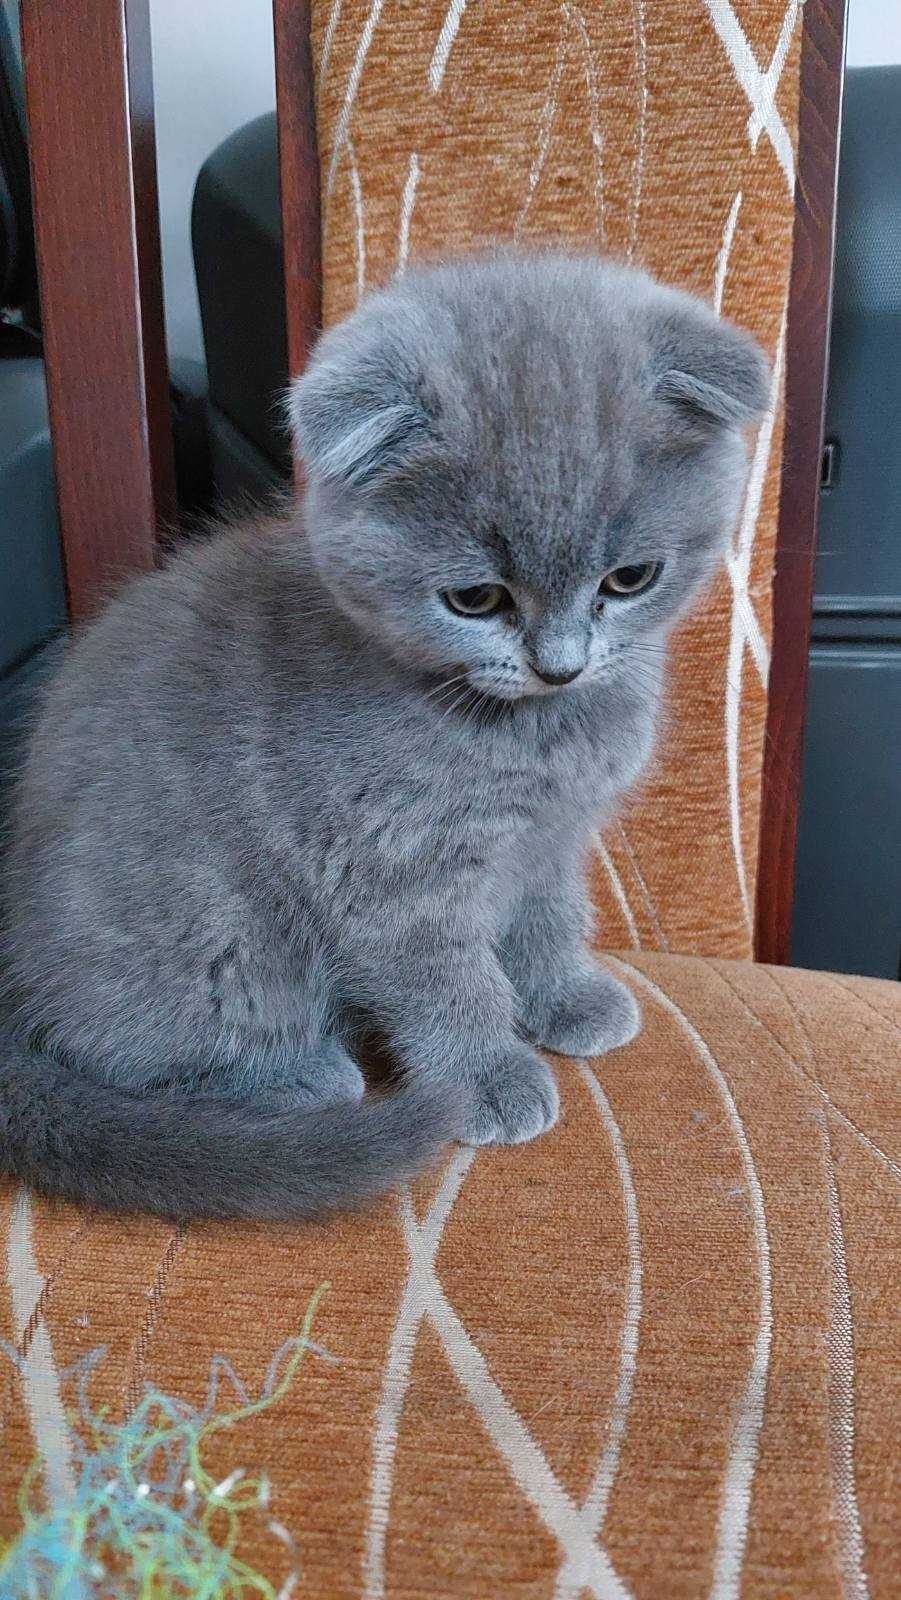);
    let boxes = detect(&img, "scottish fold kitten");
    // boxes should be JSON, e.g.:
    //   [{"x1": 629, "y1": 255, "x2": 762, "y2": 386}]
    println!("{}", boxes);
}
[{"x1": 0, "y1": 253, "x2": 767, "y2": 1220}]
